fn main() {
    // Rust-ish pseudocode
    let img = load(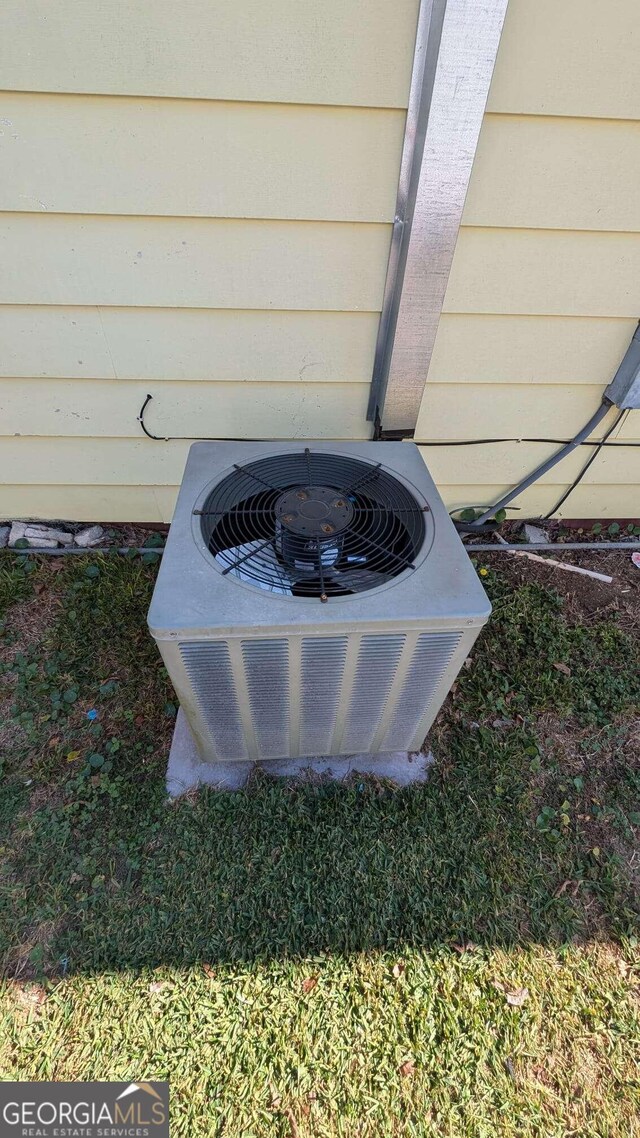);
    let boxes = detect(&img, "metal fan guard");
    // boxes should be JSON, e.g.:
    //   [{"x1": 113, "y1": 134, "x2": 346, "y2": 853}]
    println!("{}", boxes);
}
[{"x1": 196, "y1": 449, "x2": 429, "y2": 601}]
